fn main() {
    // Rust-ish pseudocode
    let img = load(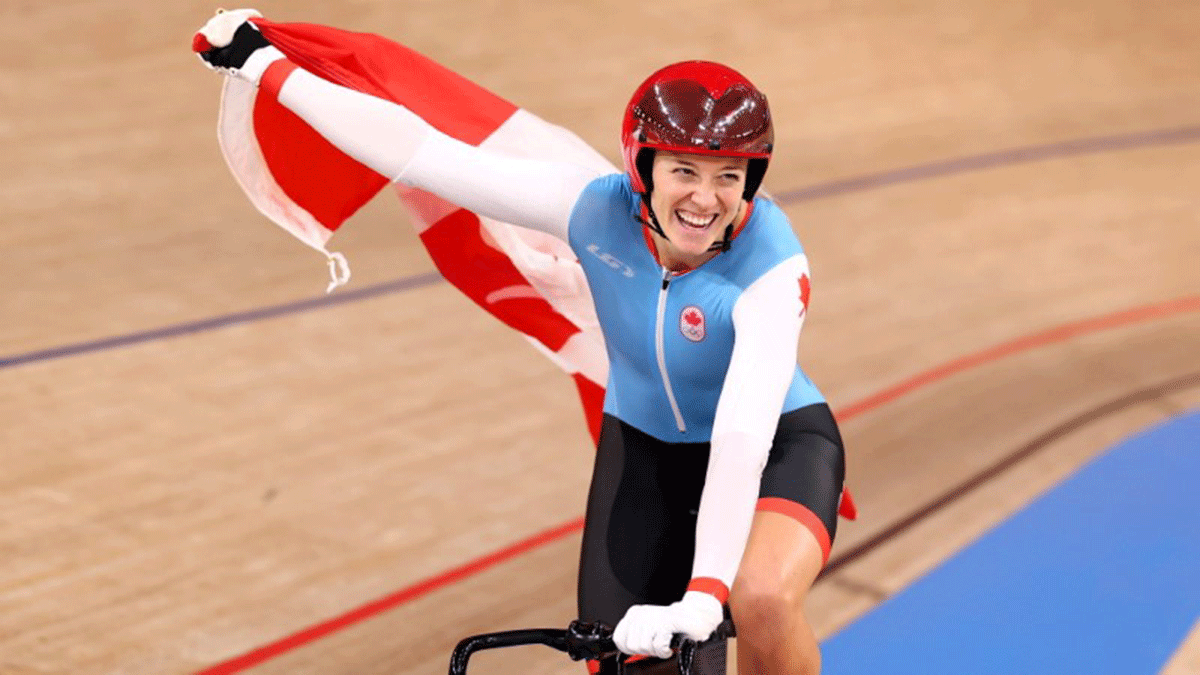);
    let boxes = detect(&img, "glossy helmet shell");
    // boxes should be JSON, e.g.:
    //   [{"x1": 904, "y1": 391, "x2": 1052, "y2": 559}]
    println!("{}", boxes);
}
[{"x1": 621, "y1": 60, "x2": 774, "y2": 202}]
